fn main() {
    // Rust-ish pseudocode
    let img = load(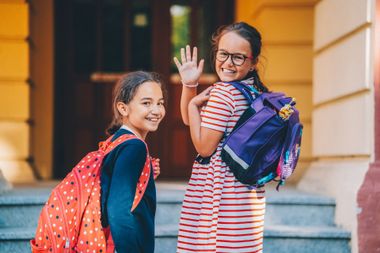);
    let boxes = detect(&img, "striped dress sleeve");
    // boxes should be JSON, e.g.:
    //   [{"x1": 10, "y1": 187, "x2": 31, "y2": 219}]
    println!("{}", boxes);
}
[{"x1": 200, "y1": 83, "x2": 235, "y2": 133}]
